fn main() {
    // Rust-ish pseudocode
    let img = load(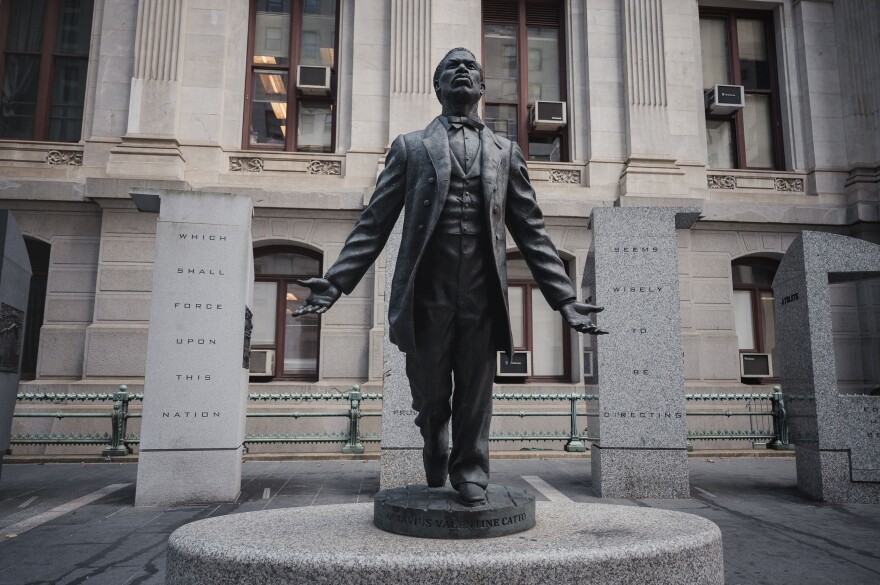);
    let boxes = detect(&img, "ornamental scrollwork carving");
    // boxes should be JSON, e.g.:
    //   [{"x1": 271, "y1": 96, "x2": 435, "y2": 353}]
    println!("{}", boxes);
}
[
  {"x1": 230, "y1": 157, "x2": 264, "y2": 172},
  {"x1": 46, "y1": 150, "x2": 83, "y2": 166},
  {"x1": 774, "y1": 178, "x2": 804, "y2": 192},
  {"x1": 307, "y1": 160, "x2": 342, "y2": 175},
  {"x1": 548, "y1": 169, "x2": 581, "y2": 184},
  {"x1": 707, "y1": 175, "x2": 736, "y2": 189}
]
